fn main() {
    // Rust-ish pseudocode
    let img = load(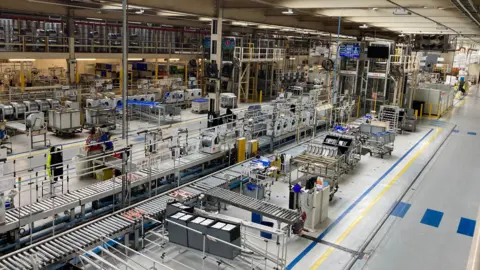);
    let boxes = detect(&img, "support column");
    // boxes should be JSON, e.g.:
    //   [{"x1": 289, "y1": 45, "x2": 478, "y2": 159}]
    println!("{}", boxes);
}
[
  {"x1": 210, "y1": 7, "x2": 223, "y2": 114},
  {"x1": 20, "y1": 62, "x2": 25, "y2": 92},
  {"x1": 121, "y1": 0, "x2": 128, "y2": 141},
  {"x1": 66, "y1": 8, "x2": 76, "y2": 85}
]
